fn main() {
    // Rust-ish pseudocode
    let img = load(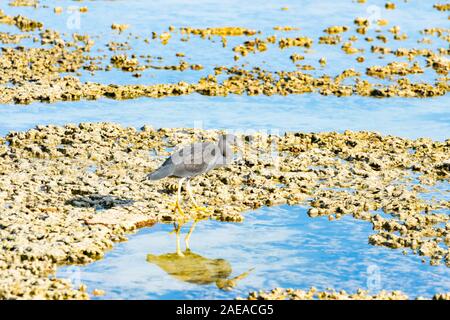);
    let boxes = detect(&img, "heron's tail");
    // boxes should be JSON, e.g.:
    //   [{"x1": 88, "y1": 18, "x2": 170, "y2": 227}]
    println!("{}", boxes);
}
[{"x1": 146, "y1": 164, "x2": 172, "y2": 180}]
